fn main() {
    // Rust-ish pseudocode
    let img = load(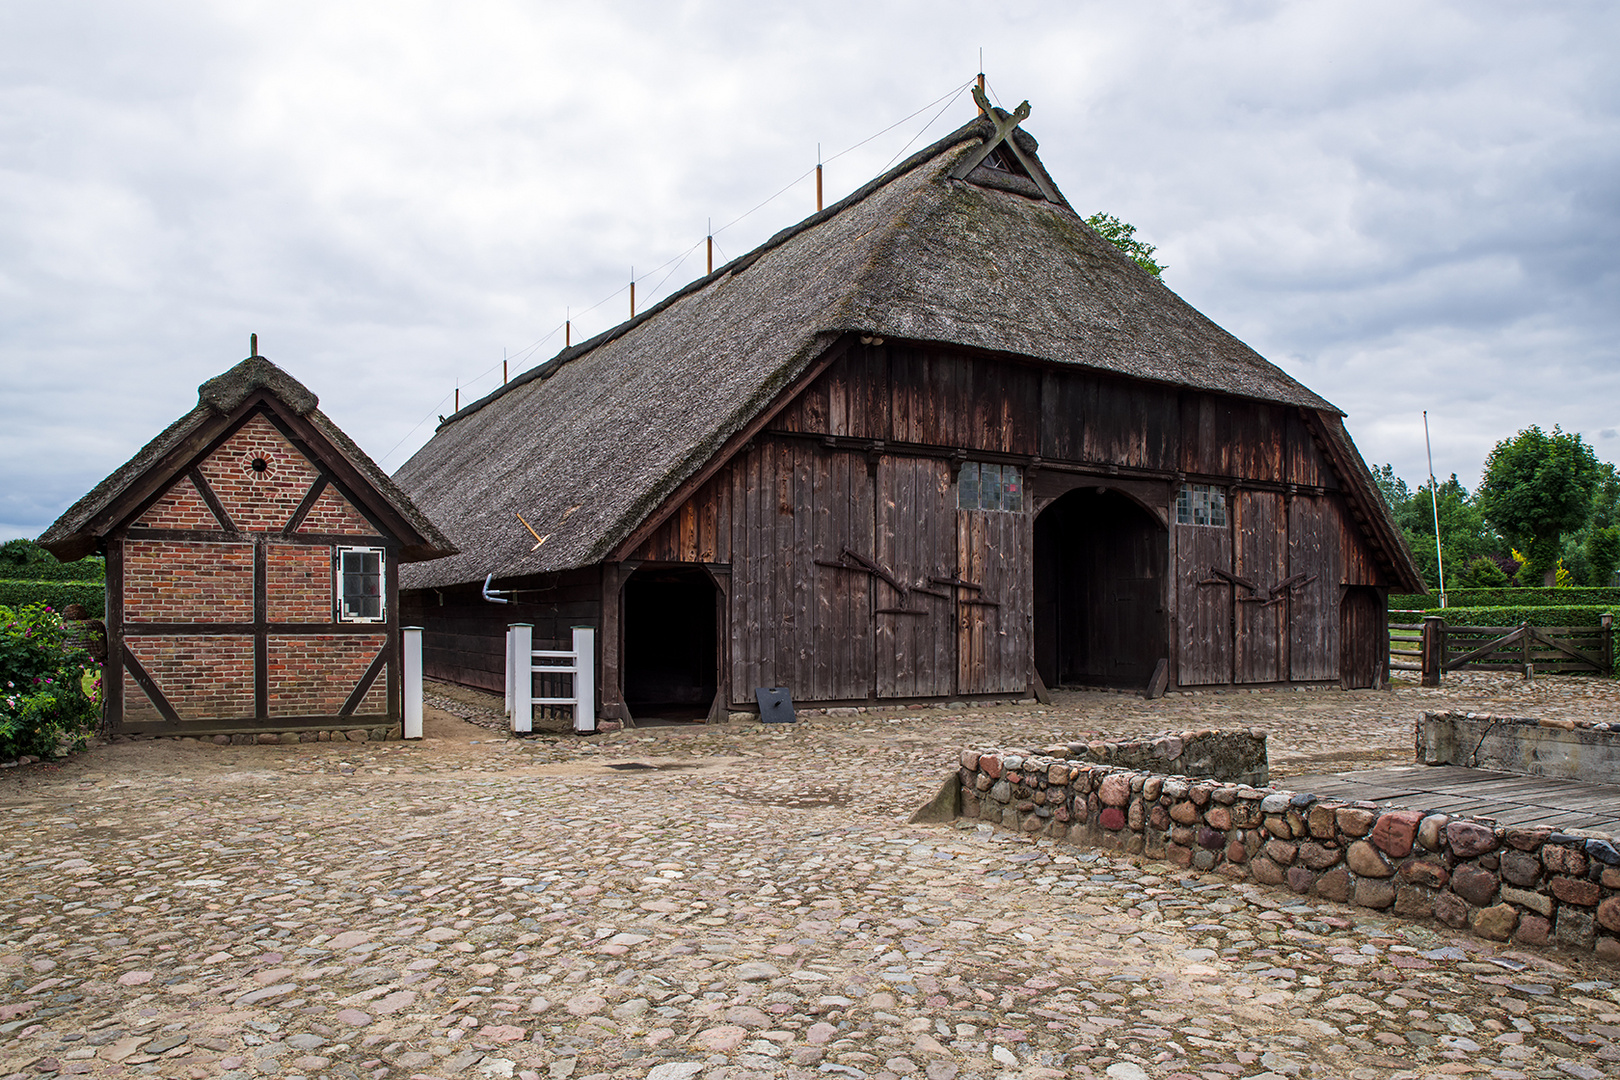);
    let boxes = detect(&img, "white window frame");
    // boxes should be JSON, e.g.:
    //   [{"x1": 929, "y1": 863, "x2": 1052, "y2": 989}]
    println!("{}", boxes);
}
[{"x1": 335, "y1": 545, "x2": 386, "y2": 623}]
